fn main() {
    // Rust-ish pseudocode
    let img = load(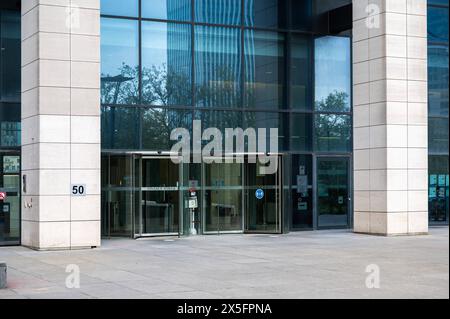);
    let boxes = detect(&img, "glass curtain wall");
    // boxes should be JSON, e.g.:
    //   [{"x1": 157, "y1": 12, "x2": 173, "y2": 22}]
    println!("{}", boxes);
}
[
  {"x1": 0, "y1": 5, "x2": 20, "y2": 246},
  {"x1": 100, "y1": 0, "x2": 352, "y2": 233},
  {"x1": 428, "y1": 0, "x2": 449, "y2": 225}
]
